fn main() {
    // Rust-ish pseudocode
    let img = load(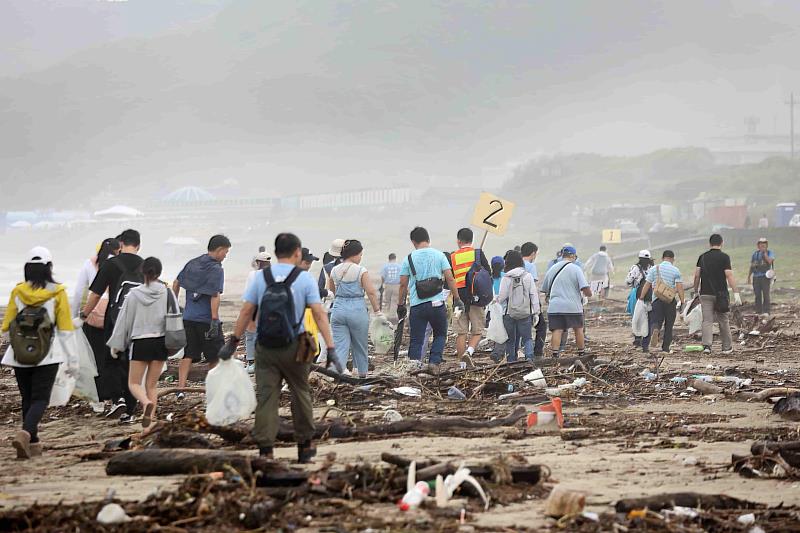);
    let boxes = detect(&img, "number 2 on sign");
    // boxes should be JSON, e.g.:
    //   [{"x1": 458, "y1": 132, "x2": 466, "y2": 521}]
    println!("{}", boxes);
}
[{"x1": 482, "y1": 200, "x2": 503, "y2": 228}]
